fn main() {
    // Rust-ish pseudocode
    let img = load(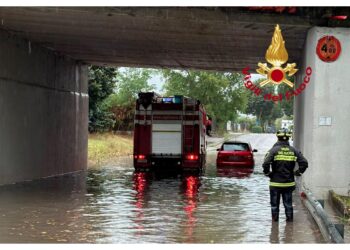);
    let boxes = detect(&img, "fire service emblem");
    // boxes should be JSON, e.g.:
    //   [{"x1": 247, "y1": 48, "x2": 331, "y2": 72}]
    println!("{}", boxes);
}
[
  {"x1": 242, "y1": 24, "x2": 313, "y2": 102},
  {"x1": 256, "y1": 24, "x2": 297, "y2": 88}
]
